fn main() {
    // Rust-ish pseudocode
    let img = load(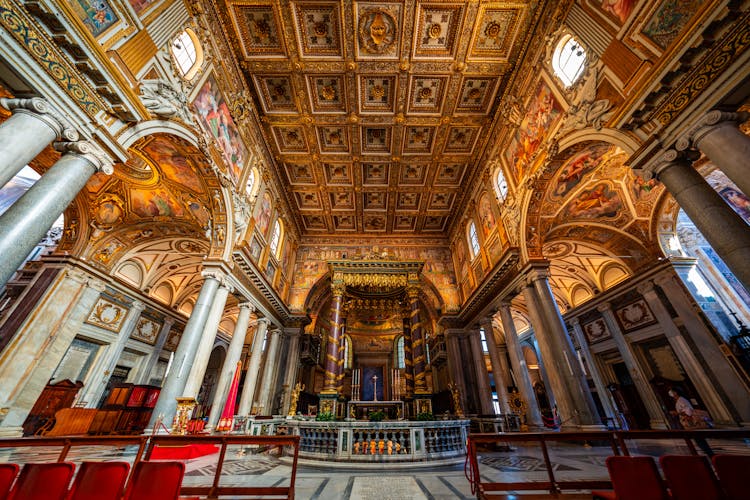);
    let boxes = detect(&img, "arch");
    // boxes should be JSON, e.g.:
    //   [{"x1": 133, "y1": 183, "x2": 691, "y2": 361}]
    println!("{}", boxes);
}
[
  {"x1": 269, "y1": 219, "x2": 283, "y2": 259},
  {"x1": 342, "y1": 334, "x2": 353, "y2": 370},
  {"x1": 115, "y1": 260, "x2": 144, "y2": 287},
  {"x1": 117, "y1": 120, "x2": 203, "y2": 150},
  {"x1": 151, "y1": 282, "x2": 174, "y2": 306},
  {"x1": 394, "y1": 335, "x2": 405, "y2": 369},
  {"x1": 467, "y1": 220, "x2": 480, "y2": 258},
  {"x1": 570, "y1": 284, "x2": 593, "y2": 307}
]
